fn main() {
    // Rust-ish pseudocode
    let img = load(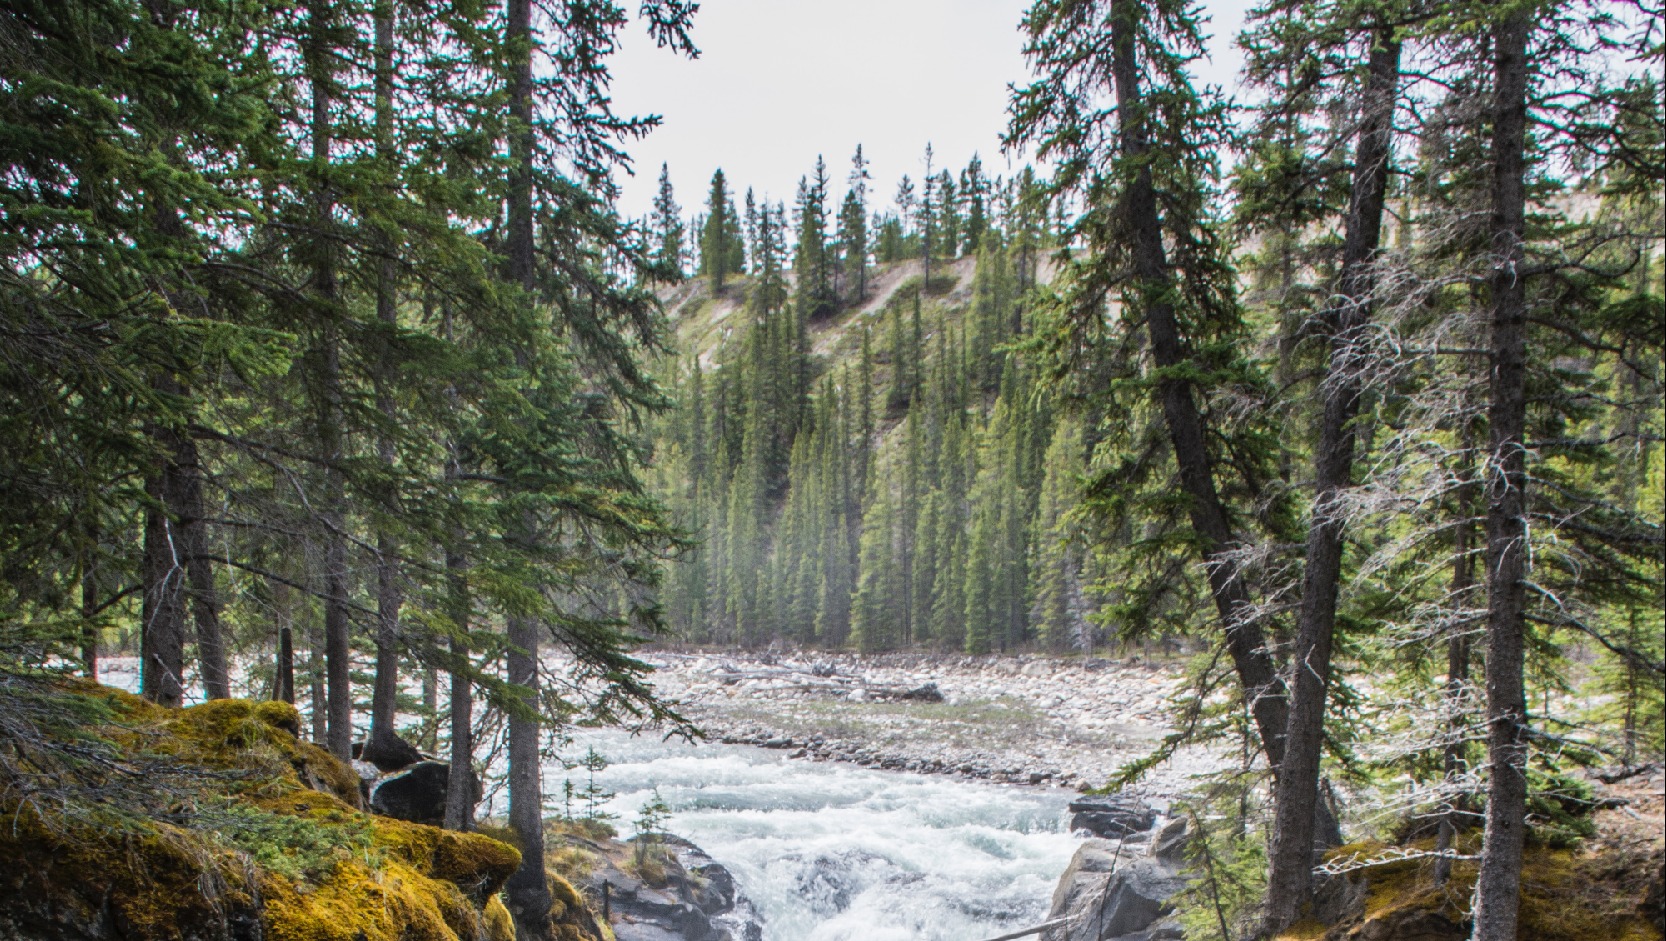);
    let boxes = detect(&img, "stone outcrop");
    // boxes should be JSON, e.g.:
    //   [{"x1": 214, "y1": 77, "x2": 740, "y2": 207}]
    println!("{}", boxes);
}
[
  {"x1": 1042, "y1": 816, "x2": 1189, "y2": 941},
  {"x1": 570, "y1": 834, "x2": 763, "y2": 941},
  {"x1": 1068, "y1": 797, "x2": 1156, "y2": 840}
]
